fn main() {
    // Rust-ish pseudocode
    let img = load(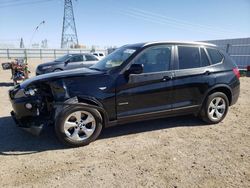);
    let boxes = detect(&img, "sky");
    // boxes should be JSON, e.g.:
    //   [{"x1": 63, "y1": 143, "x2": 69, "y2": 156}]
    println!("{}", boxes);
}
[{"x1": 0, "y1": 0, "x2": 249, "y2": 48}]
